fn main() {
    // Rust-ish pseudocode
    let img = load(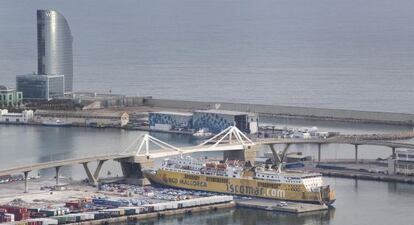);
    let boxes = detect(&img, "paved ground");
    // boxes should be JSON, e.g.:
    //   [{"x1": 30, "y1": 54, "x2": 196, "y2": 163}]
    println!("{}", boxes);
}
[{"x1": 0, "y1": 178, "x2": 98, "y2": 205}]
